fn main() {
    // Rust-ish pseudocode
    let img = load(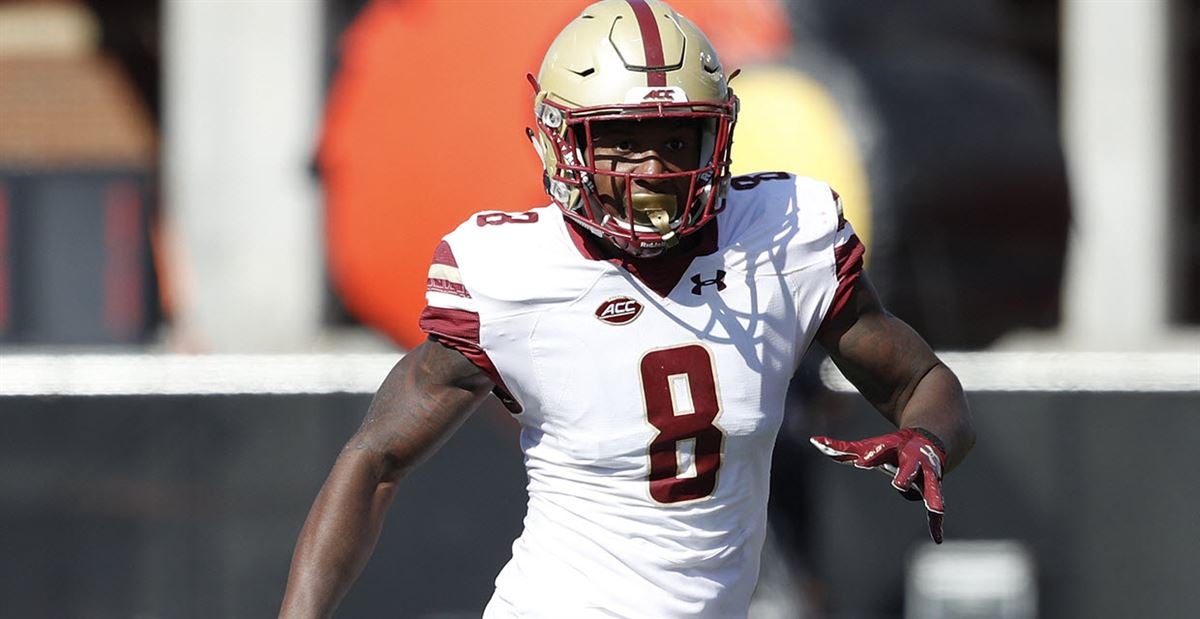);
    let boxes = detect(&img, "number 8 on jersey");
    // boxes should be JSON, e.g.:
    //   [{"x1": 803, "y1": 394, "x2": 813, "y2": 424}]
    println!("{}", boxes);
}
[{"x1": 640, "y1": 344, "x2": 725, "y2": 503}]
